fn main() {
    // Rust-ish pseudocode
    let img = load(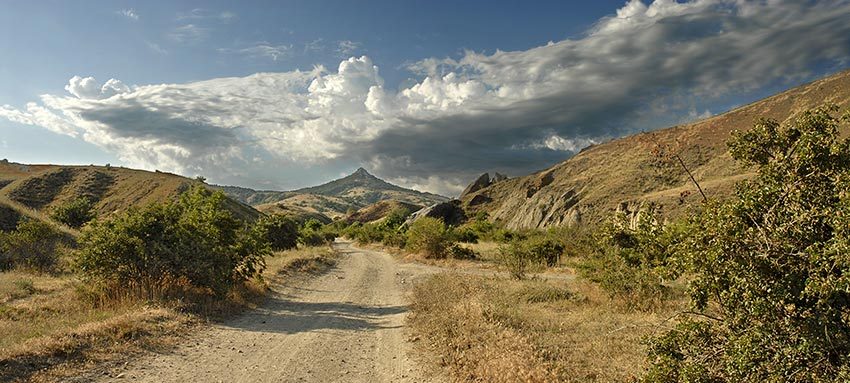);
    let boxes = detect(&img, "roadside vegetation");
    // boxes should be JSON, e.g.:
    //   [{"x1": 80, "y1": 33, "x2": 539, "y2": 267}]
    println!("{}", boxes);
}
[
  {"x1": 0, "y1": 185, "x2": 337, "y2": 382},
  {"x1": 407, "y1": 105, "x2": 850, "y2": 382}
]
